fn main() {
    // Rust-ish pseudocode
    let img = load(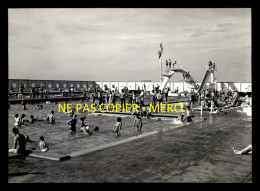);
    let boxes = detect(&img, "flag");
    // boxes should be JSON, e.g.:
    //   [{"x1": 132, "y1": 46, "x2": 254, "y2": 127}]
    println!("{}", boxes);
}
[{"x1": 158, "y1": 42, "x2": 163, "y2": 58}]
